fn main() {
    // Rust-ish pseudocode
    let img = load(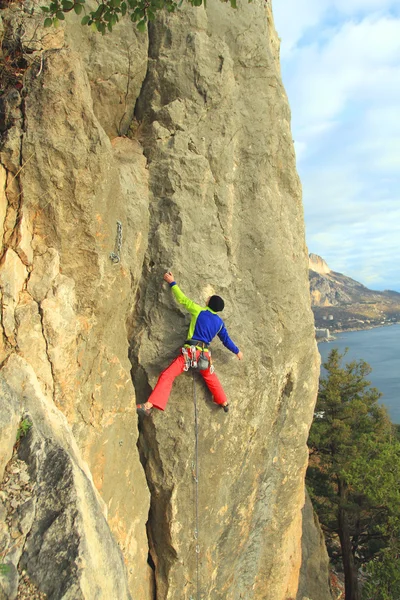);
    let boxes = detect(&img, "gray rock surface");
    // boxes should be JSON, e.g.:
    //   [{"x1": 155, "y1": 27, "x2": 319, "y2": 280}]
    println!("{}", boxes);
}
[
  {"x1": 0, "y1": 356, "x2": 132, "y2": 600},
  {"x1": 0, "y1": 382, "x2": 19, "y2": 481},
  {"x1": 0, "y1": 564, "x2": 18, "y2": 600},
  {"x1": 297, "y1": 491, "x2": 333, "y2": 600}
]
